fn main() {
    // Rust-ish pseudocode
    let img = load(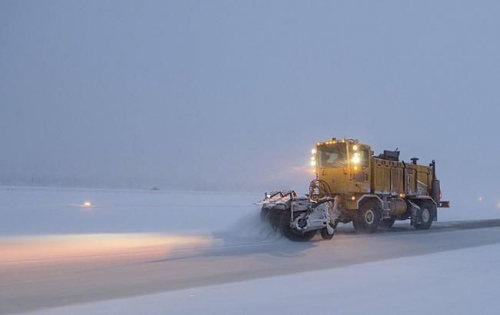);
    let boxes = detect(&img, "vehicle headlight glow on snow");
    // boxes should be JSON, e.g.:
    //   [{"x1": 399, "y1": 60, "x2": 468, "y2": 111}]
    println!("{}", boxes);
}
[{"x1": 83, "y1": 201, "x2": 92, "y2": 207}]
